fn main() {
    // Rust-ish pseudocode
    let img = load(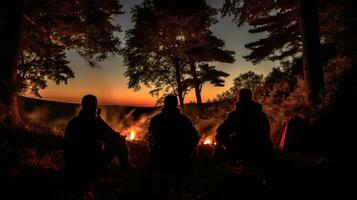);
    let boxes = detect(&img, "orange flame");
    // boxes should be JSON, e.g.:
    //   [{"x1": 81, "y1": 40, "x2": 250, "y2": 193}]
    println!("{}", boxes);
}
[
  {"x1": 202, "y1": 136, "x2": 217, "y2": 146},
  {"x1": 129, "y1": 129, "x2": 136, "y2": 141},
  {"x1": 203, "y1": 138, "x2": 212, "y2": 145}
]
